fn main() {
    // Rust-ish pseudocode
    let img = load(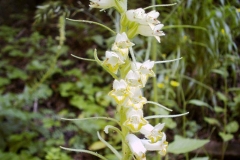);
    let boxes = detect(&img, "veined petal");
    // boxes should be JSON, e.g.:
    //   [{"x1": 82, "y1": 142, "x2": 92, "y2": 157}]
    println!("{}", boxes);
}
[
  {"x1": 124, "y1": 108, "x2": 148, "y2": 132},
  {"x1": 126, "y1": 134, "x2": 146, "y2": 160}
]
